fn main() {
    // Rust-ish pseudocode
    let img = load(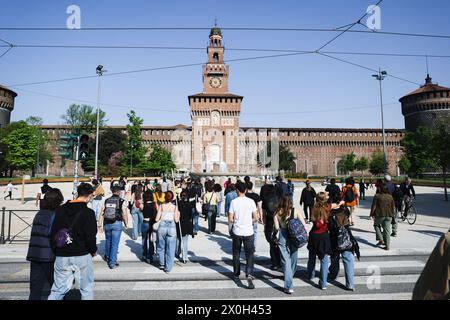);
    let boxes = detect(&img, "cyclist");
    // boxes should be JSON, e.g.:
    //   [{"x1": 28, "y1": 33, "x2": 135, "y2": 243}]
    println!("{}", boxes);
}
[{"x1": 400, "y1": 177, "x2": 416, "y2": 219}]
